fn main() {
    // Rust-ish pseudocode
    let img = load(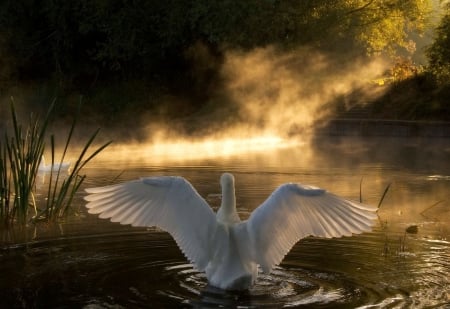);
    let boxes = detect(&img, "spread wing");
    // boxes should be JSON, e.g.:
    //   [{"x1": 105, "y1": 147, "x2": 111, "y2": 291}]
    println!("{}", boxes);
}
[
  {"x1": 246, "y1": 183, "x2": 378, "y2": 273},
  {"x1": 84, "y1": 176, "x2": 217, "y2": 271}
]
